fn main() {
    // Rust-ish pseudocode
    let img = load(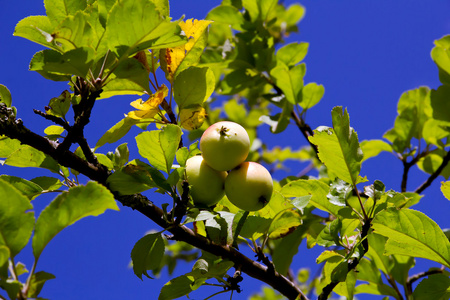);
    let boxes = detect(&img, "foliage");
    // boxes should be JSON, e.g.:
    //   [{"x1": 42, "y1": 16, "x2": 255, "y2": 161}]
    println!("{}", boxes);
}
[{"x1": 0, "y1": 0, "x2": 449, "y2": 299}]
